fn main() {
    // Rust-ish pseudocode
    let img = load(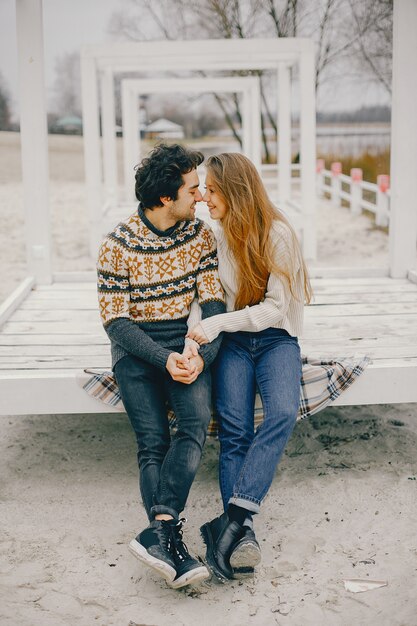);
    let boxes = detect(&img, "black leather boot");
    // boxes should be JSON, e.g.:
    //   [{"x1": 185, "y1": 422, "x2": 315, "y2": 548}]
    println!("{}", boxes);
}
[
  {"x1": 200, "y1": 512, "x2": 244, "y2": 582},
  {"x1": 229, "y1": 526, "x2": 261, "y2": 577}
]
